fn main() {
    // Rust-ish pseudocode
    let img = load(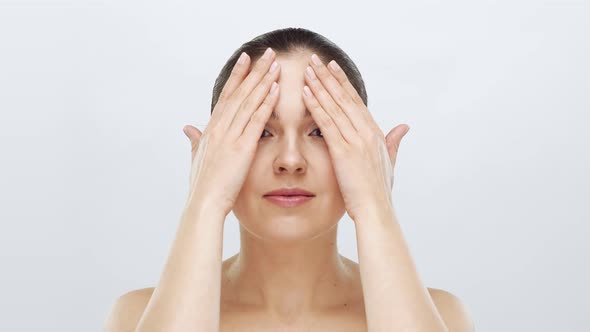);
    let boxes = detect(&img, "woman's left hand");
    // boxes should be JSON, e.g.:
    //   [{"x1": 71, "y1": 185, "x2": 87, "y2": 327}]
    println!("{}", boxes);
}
[{"x1": 302, "y1": 54, "x2": 410, "y2": 221}]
